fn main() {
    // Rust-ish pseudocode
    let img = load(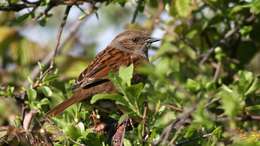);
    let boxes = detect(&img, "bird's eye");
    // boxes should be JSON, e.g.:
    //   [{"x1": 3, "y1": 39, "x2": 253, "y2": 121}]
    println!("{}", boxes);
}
[{"x1": 132, "y1": 38, "x2": 138, "y2": 43}]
